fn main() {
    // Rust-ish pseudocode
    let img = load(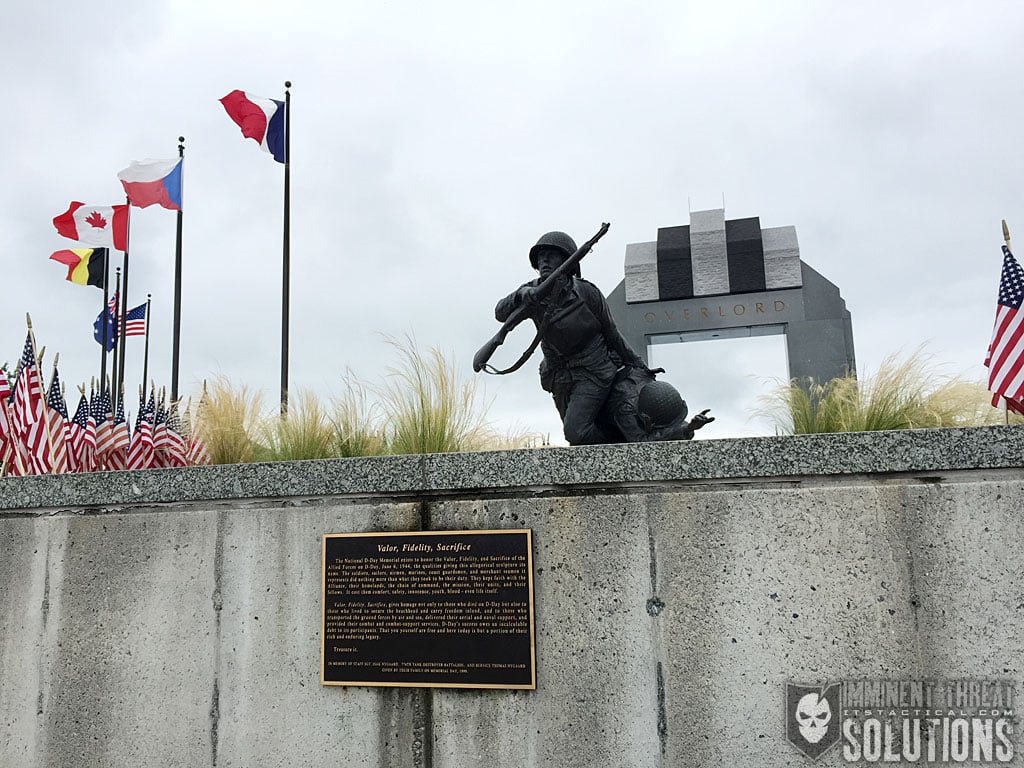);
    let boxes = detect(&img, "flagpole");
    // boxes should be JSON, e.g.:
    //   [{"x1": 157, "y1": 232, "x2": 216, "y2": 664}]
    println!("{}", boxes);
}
[
  {"x1": 110, "y1": 267, "x2": 122, "y2": 410},
  {"x1": 142, "y1": 294, "x2": 152, "y2": 398},
  {"x1": 100, "y1": 250, "x2": 111, "y2": 394},
  {"x1": 117, "y1": 200, "x2": 132, "y2": 406},
  {"x1": 171, "y1": 136, "x2": 185, "y2": 404},
  {"x1": 280, "y1": 80, "x2": 291, "y2": 415}
]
